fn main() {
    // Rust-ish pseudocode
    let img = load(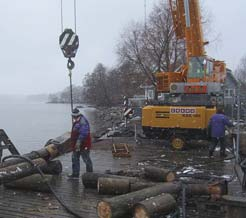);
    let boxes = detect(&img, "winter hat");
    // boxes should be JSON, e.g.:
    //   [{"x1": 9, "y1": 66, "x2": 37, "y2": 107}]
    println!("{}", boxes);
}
[{"x1": 71, "y1": 108, "x2": 82, "y2": 117}]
